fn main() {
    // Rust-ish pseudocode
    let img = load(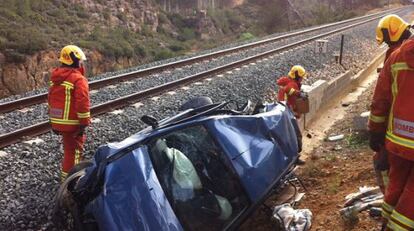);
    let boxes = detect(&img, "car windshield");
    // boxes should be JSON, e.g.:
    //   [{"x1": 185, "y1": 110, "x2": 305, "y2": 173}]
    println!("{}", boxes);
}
[{"x1": 148, "y1": 125, "x2": 249, "y2": 231}]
